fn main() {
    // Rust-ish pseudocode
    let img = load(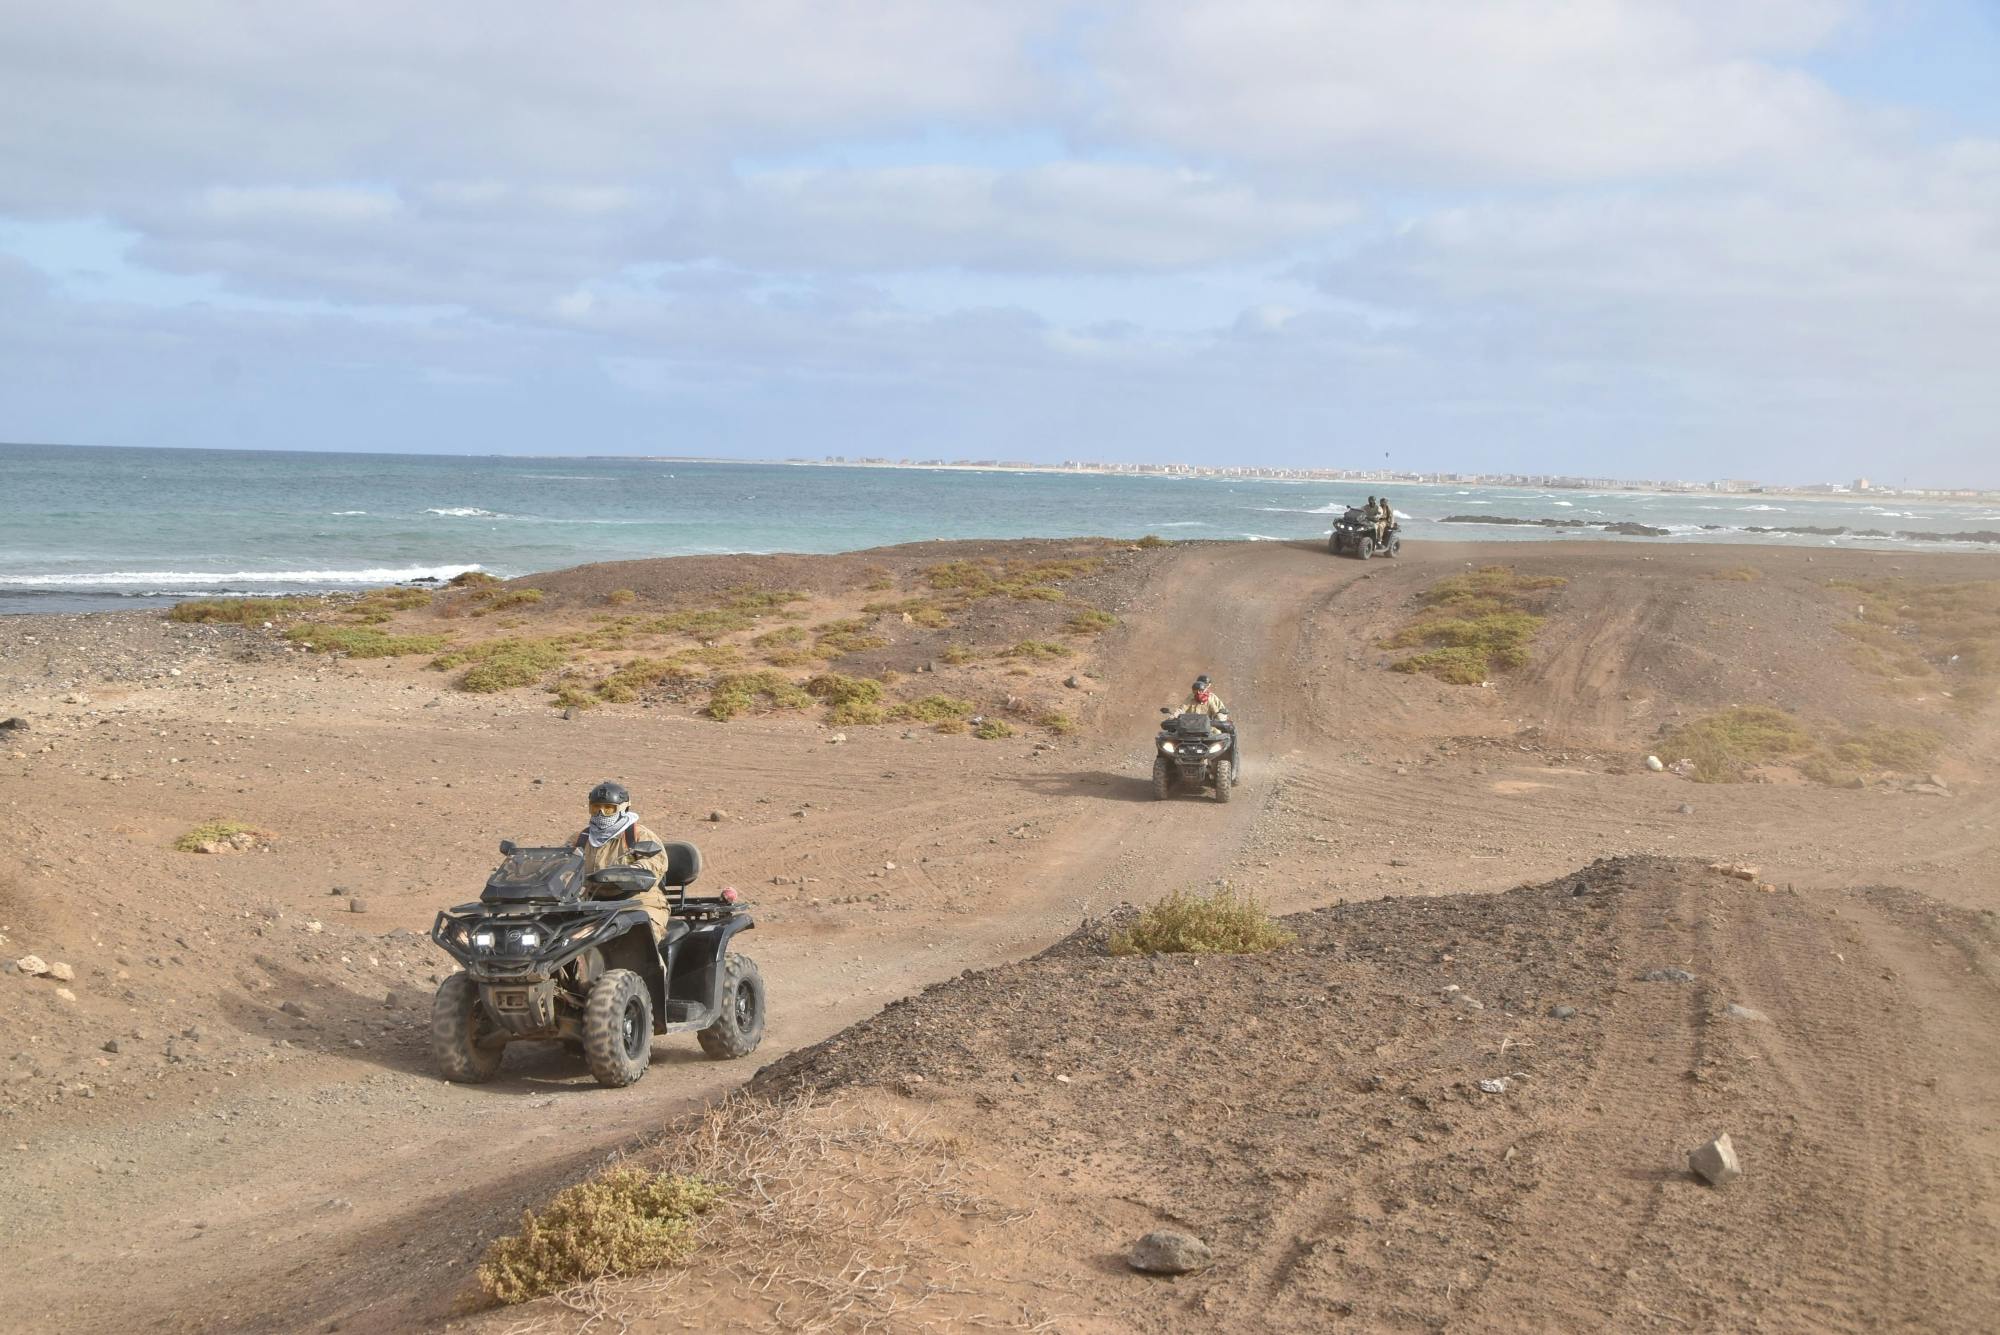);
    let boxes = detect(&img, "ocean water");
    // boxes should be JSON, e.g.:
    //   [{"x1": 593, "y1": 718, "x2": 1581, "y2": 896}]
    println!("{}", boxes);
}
[{"x1": 2, "y1": 442, "x2": 1996, "y2": 613}]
